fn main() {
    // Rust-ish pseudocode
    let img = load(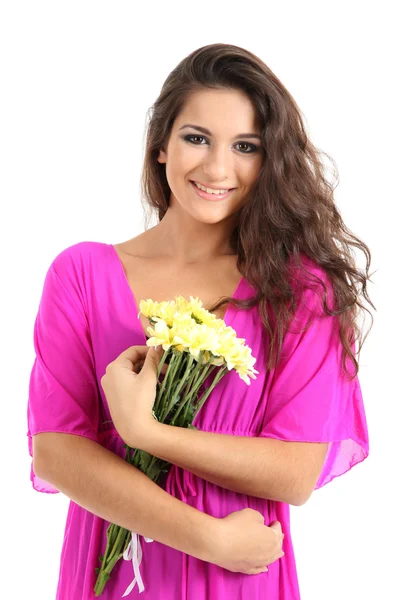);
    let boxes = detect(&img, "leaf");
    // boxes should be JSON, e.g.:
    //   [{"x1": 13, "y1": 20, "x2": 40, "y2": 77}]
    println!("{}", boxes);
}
[
  {"x1": 137, "y1": 450, "x2": 153, "y2": 471},
  {"x1": 187, "y1": 423, "x2": 198, "y2": 430}
]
